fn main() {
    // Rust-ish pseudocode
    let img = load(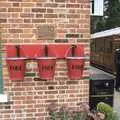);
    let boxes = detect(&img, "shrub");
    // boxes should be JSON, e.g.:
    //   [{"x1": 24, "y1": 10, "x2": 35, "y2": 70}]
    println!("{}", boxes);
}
[
  {"x1": 97, "y1": 102, "x2": 119, "y2": 120},
  {"x1": 48, "y1": 103, "x2": 101, "y2": 120}
]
